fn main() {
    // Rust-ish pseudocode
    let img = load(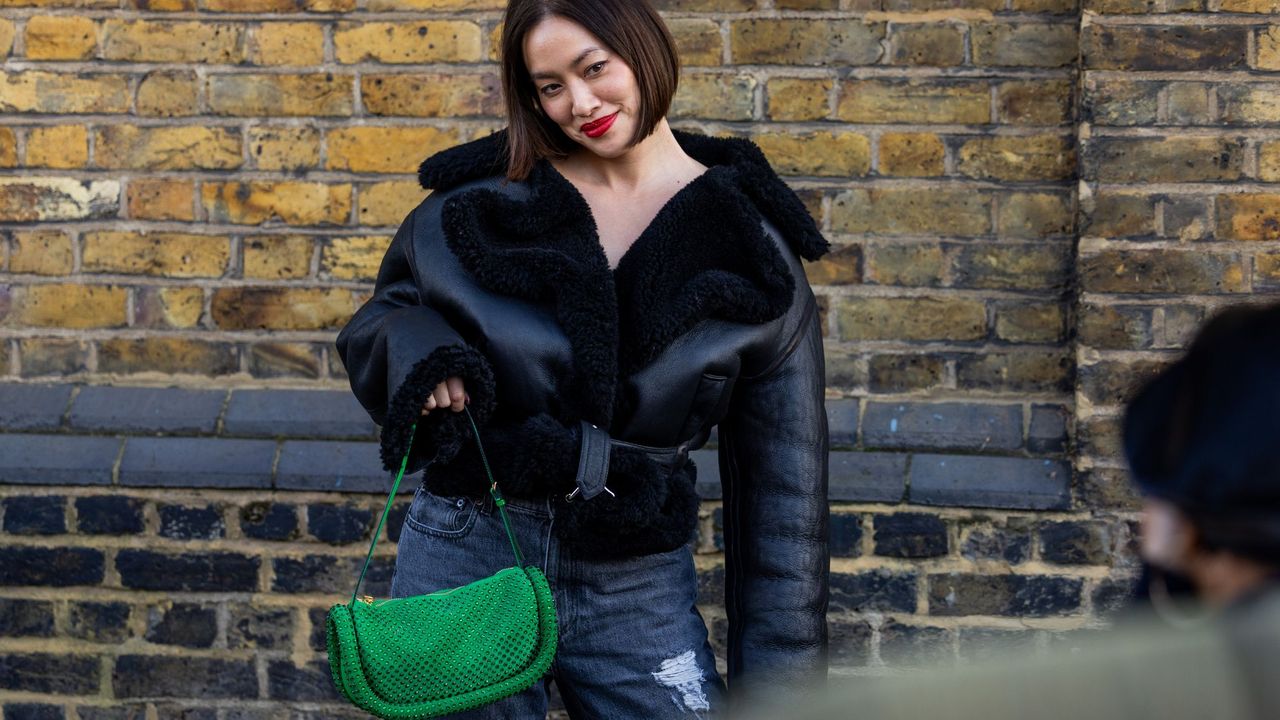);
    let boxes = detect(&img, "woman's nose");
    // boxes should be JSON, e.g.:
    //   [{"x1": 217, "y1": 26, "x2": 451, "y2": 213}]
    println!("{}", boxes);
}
[{"x1": 570, "y1": 83, "x2": 601, "y2": 117}]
